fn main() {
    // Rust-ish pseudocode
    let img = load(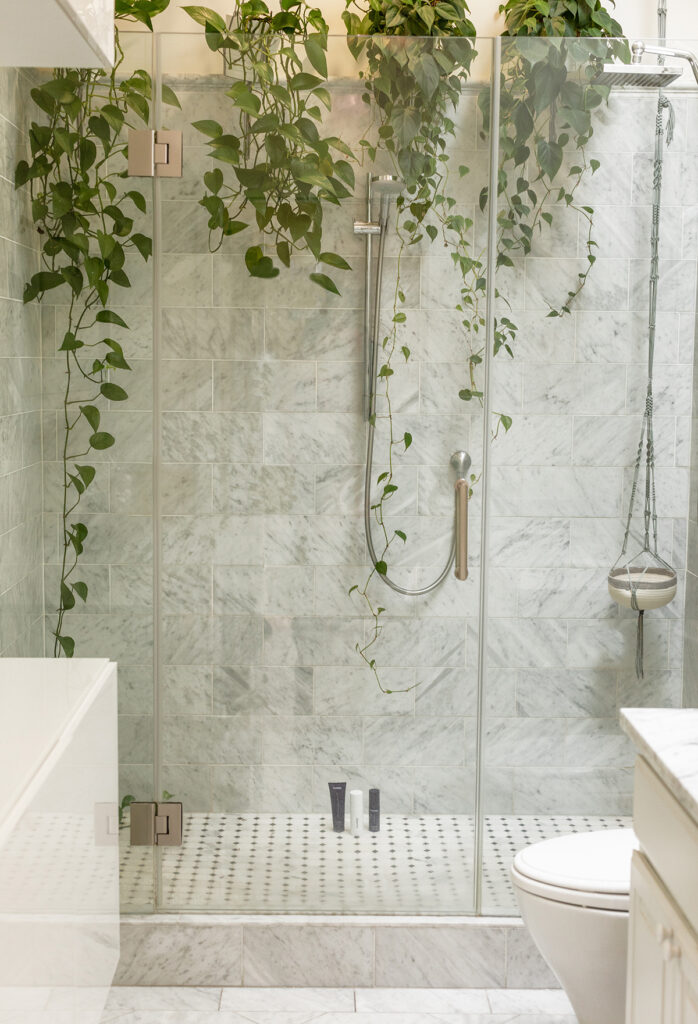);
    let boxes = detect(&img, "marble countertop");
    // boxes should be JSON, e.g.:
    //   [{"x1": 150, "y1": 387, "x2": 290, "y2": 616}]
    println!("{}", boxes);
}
[{"x1": 621, "y1": 708, "x2": 698, "y2": 825}]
